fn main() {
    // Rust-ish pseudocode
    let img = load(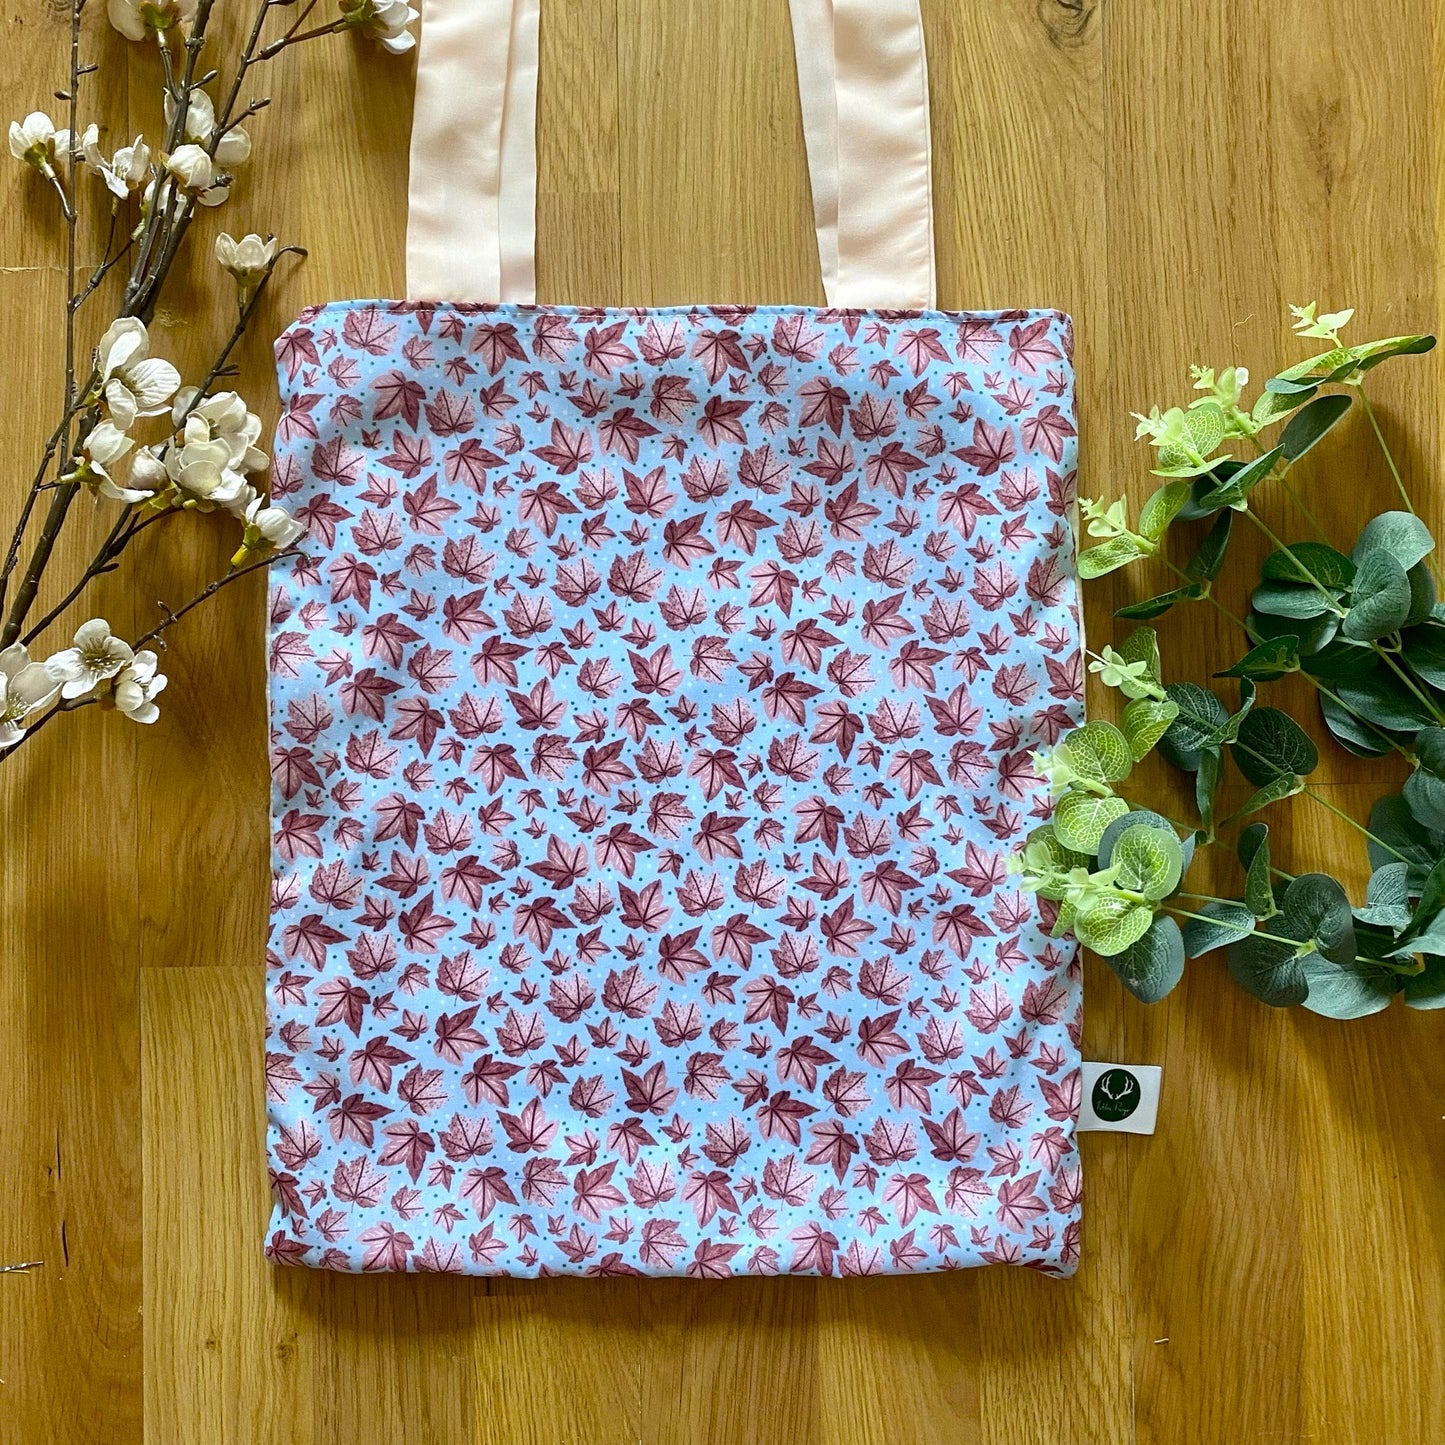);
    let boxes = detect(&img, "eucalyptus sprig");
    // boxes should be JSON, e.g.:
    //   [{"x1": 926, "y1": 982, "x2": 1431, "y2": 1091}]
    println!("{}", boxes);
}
[{"x1": 1016, "y1": 303, "x2": 1445, "y2": 1017}]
